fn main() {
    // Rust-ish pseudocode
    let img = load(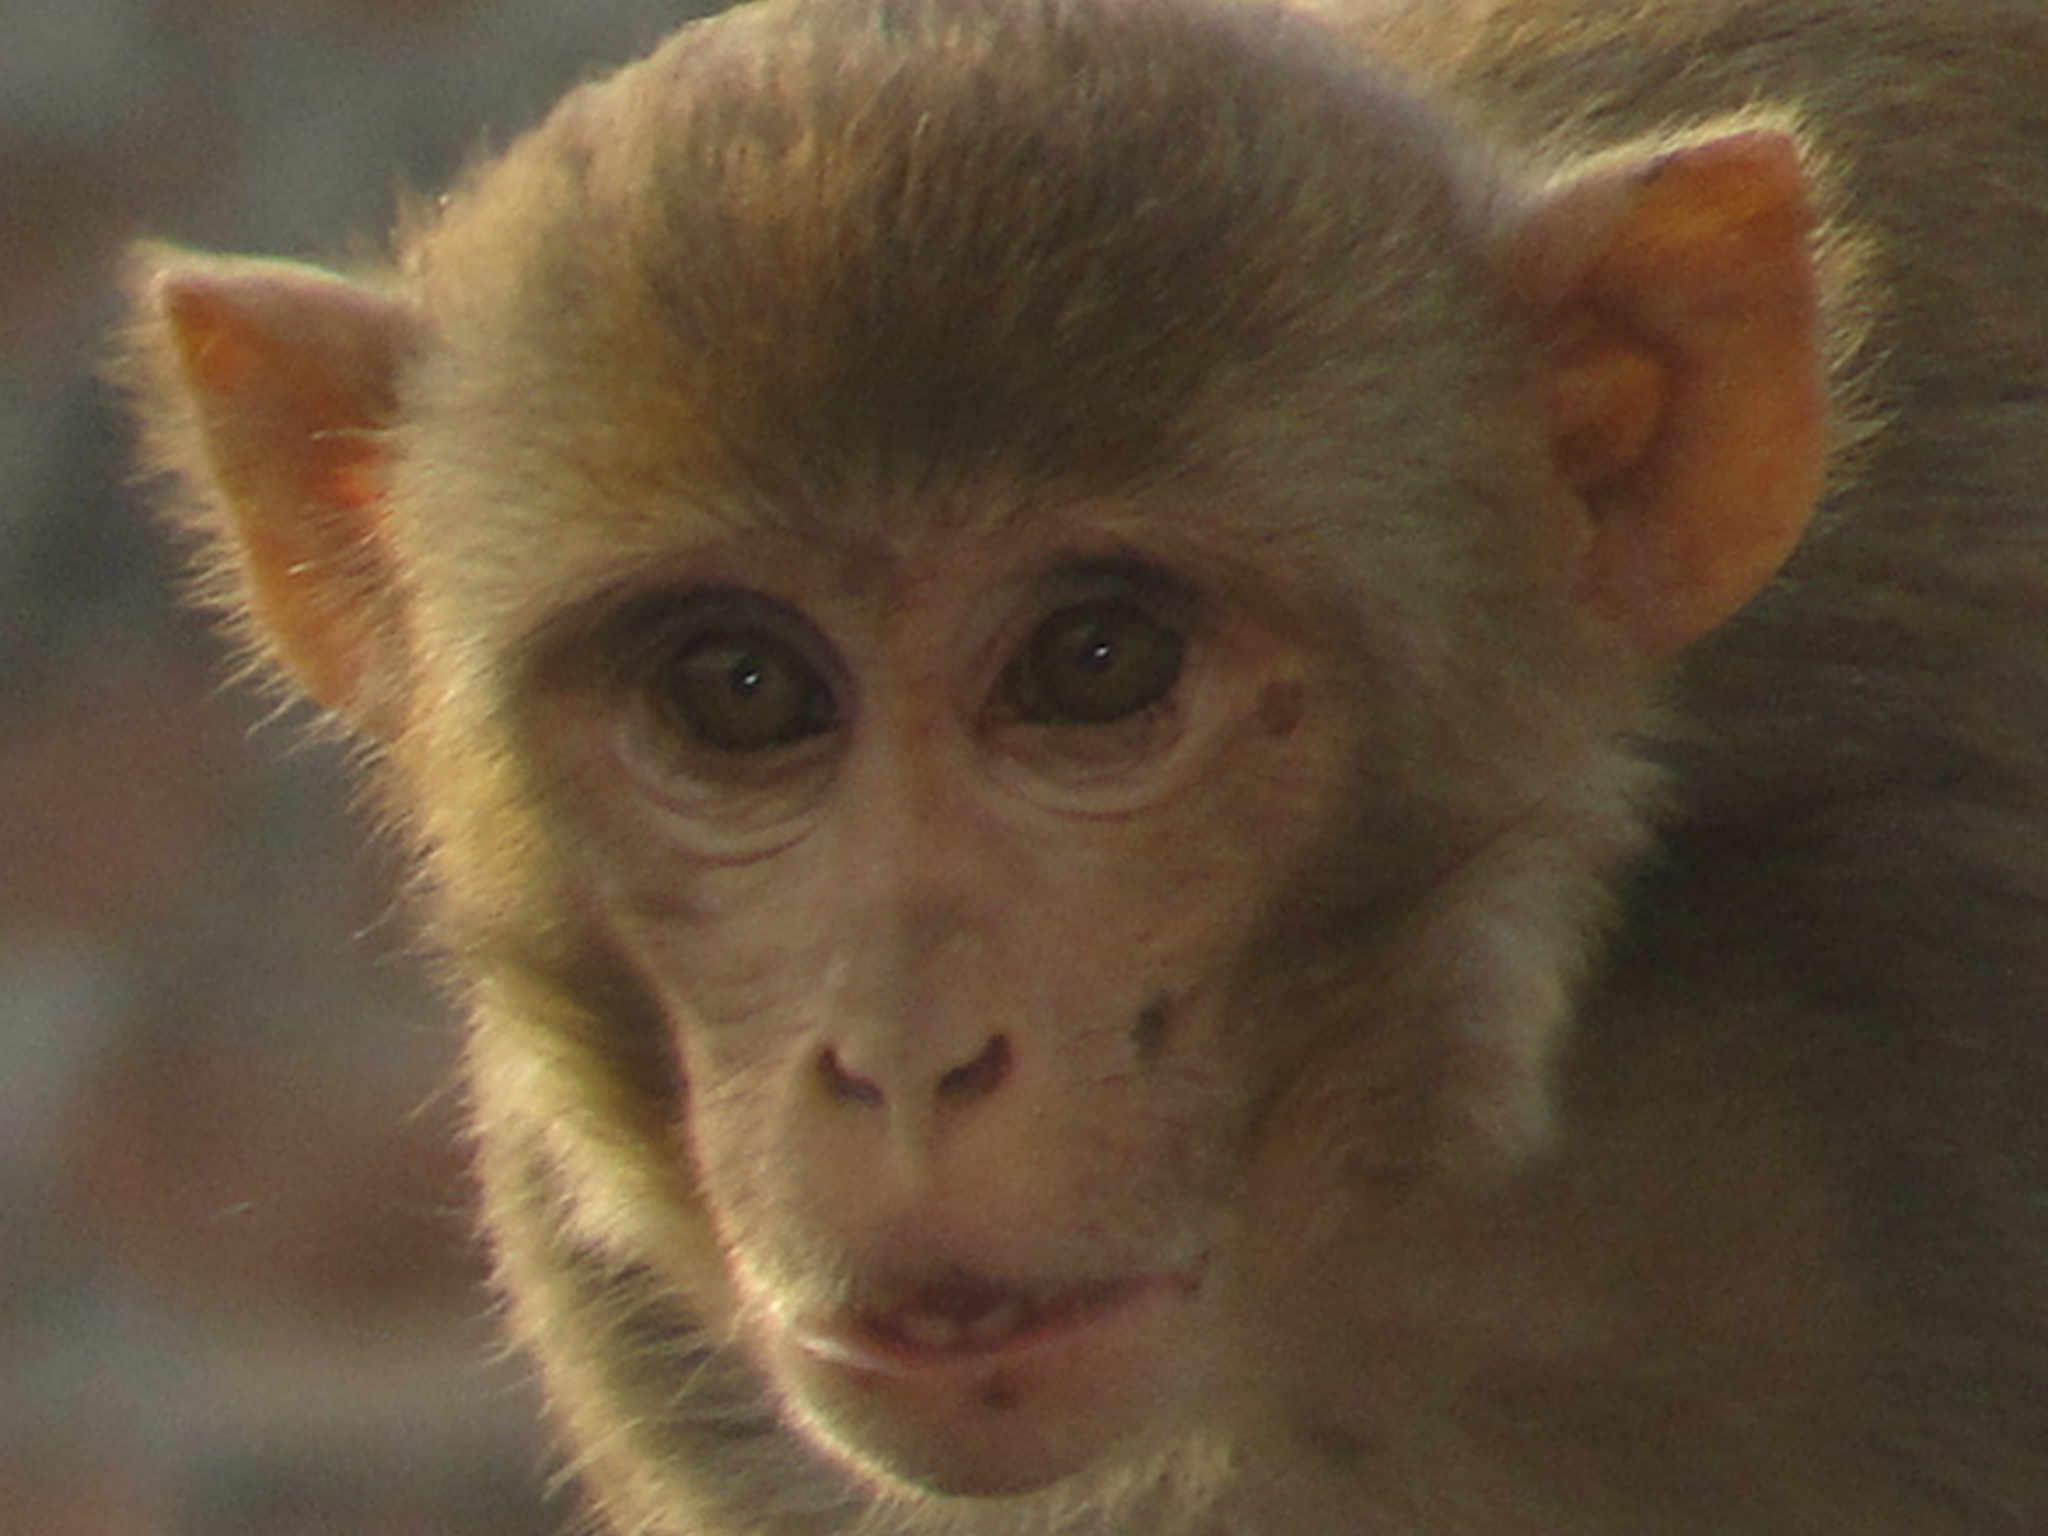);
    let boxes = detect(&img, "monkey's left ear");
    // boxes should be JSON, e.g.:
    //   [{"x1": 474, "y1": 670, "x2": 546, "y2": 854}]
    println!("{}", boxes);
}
[
  {"x1": 1503, "y1": 128, "x2": 1828, "y2": 654},
  {"x1": 128, "y1": 250, "x2": 423, "y2": 732}
]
